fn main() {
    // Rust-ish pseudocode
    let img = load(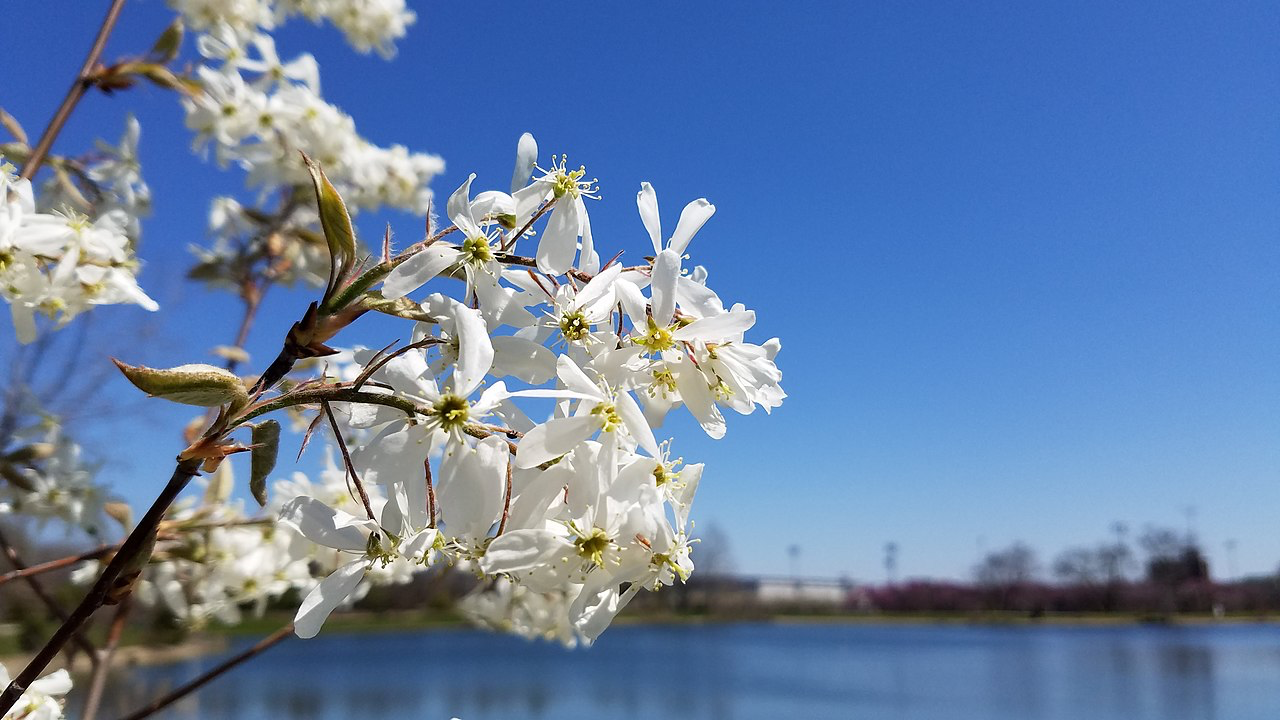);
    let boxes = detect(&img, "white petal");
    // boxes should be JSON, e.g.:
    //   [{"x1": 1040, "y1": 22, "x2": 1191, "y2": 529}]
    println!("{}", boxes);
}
[
  {"x1": 615, "y1": 390, "x2": 659, "y2": 457},
  {"x1": 674, "y1": 359, "x2": 726, "y2": 439},
  {"x1": 578, "y1": 205, "x2": 599, "y2": 273},
  {"x1": 294, "y1": 560, "x2": 367, "y2": 639},
  {"x1": 675, "y1": 463, "x2": 703, "y2": 529},
  {"x1": 614, "y1": 279, "x2": 649, "y2": 329},
  {"x1": 515, "y1": 415, "x2": 600, "y2": 468},
  {"x1": 555, "y1": 354, "x2": 602, "y2": 398},
  {"x1": 279, "y1": 497, "x2": 371, "y2": 552},
  {"x1": 650, "y1": 249, "x2": 681, "y2": 327},
  {"x1": 479, "y1": 529, "x2": 573, "y2": 574},
  {"x1": 438, "y1": 437, "x2": 506, "y2": 542},
  {"x1": 668, "y1": 198, "x2": 715, "y2": 255},
  {"x1": 675, "y1": 275, "x2": 725, "y2": 318},
  {"x1": 471, "y1": 191, "x2": 515, "y2": 222},
  {"x1": 511, "y1": 133, "x2": 538, "y2": 193},
  {"x1": 28, "y1": 669, "x2": 71, "y2": 696},
  {"x1": 427, "y1": 294, "x2": 494, "y2": 397},
  {"x1": 490, "y1": 336, "x2": 556, "y2": 384},
  {"x1": 10, "y1": 305, "x2": 36, "y2": 344},
  {"x1": 636, "y1": 182, "x2": 662, "y2": 255},
  {"x1": 381, "y1": 246, "x2": 459, "y2": 299},
  {"x1": 537, "y1": 198, "x2": 580, "y2": 274},
  {"x1": 671, "y1": 309, "x2": 756, "y2": 343},
  {"x1": 570, "y1": 261, "x2": 622, "y2": 313},
  {"x1": 447, "y1": 173, "x2": 478, "y2": 230},
  {"x1": 508, "y1": 463, "x2": 573, "y2": 531}
]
